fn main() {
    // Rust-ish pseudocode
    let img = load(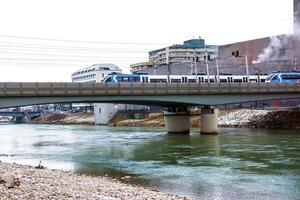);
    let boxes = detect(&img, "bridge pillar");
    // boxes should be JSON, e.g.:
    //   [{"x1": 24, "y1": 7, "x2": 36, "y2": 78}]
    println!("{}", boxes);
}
[
  {"x1": 12, "y1": 116, "x2": 25, "y2": 124},
  {"x1": 164, "y1": 107, "x2": 190, "y2": 134},
  {"x1": 201, "y1": 107, "x2": 218, "y2": 134}
]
